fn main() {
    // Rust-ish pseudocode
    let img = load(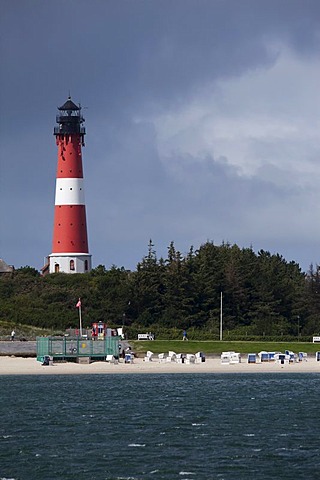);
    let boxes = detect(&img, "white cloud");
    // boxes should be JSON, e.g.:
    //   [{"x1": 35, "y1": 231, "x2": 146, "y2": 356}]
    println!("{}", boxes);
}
[
  {"x1": 115, "y1": 46, "x2": 320, "y2": 271},
  {"x1": 150, "y1": 46, "x2": 320, "y2": 187}
]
